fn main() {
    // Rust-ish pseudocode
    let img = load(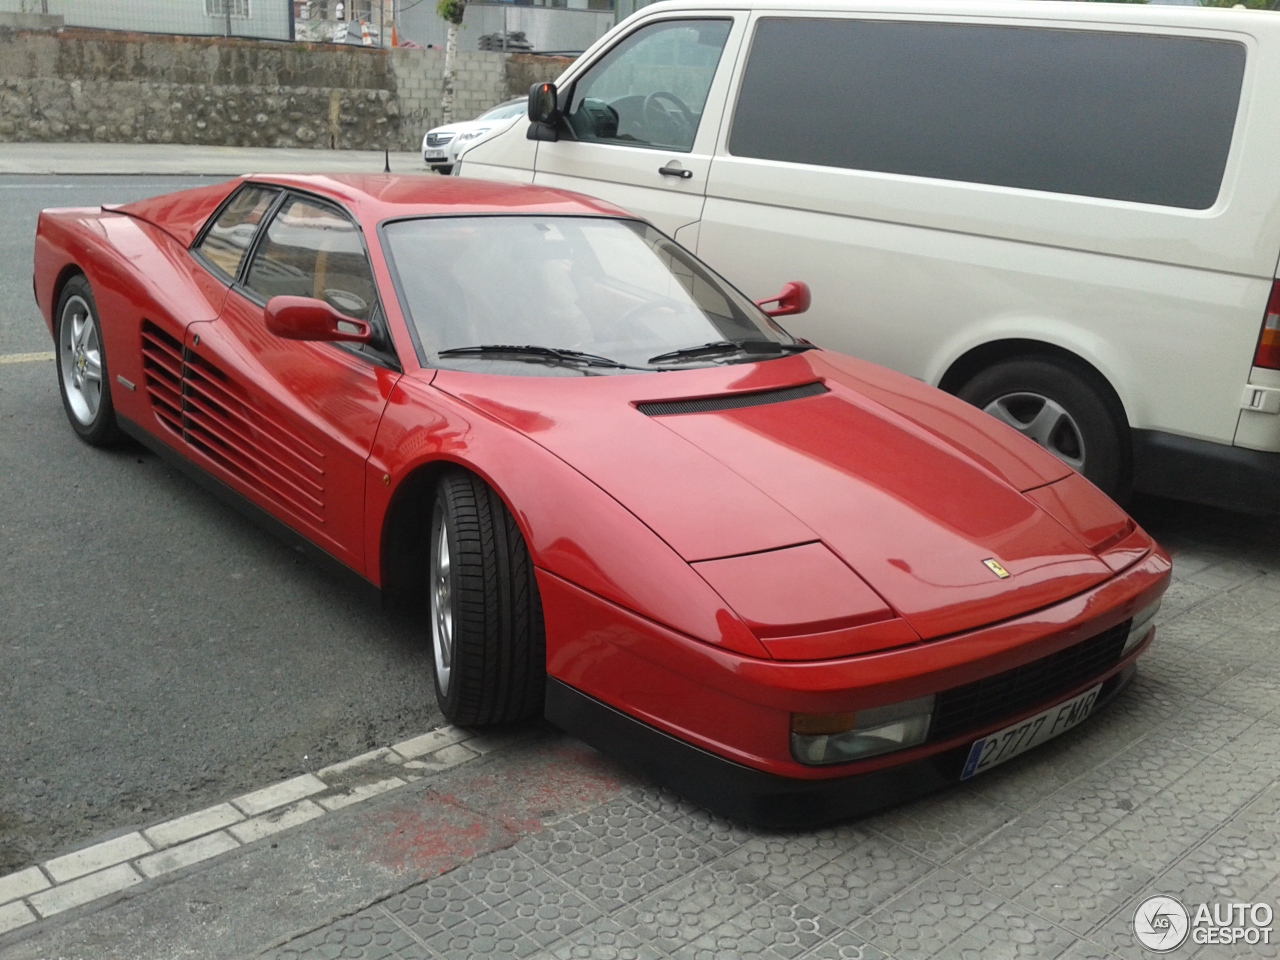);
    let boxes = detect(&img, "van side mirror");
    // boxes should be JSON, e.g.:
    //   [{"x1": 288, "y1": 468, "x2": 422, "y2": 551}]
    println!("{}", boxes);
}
[
  {"x1": 264, "y1": 296, "x2": 372, "y2": 344},
  {"x1": 527, "y1": 82, "x2": 561, "y2": 142},
  {"x1": 755, "y1": 281, "x2": 811, "y2": 318}
]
